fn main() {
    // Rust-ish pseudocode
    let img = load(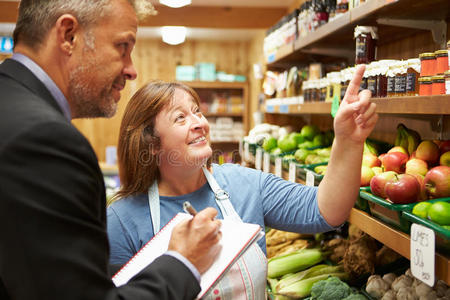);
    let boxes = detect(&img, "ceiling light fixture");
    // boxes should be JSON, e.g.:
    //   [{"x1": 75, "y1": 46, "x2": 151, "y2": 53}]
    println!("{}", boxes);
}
[
  {"x1": 159, "y1": 0, "x2": 191, "y2": 8},
  {"x1": 161, "y1": 26, "x2": 187, "y2": 45}
]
